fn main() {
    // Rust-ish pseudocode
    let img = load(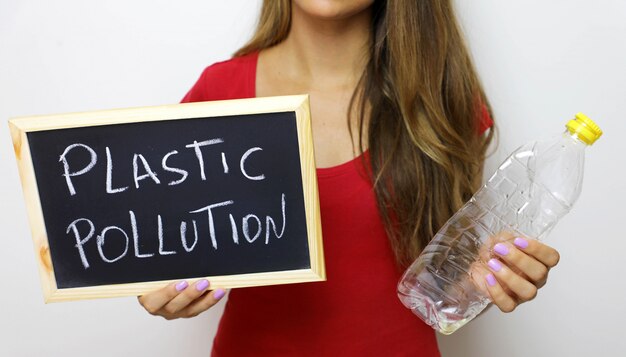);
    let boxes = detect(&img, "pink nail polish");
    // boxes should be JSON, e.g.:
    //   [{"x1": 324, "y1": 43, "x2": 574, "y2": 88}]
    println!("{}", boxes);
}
[
  {"x1": 175, "y1": 281, "x2": 188, "y2": 292},
  {"x1": 488, "y1": 258, "x2": 502, "y2": 272},
  {"x1": 214, "y1": 289, "x2": 226, "y2": 300},
  {"x1": 486, "y1": 274, "x2": 497, "y2": 287},
  {"x1": 514, "y1": 237, "x2": 529, "y2": 249},
  {"x1": 196, "y1": 279, "x2": 210, "y2": 291},
  {"x1": 494, "y1": 243, "x2": 509, "y2": 256}
]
